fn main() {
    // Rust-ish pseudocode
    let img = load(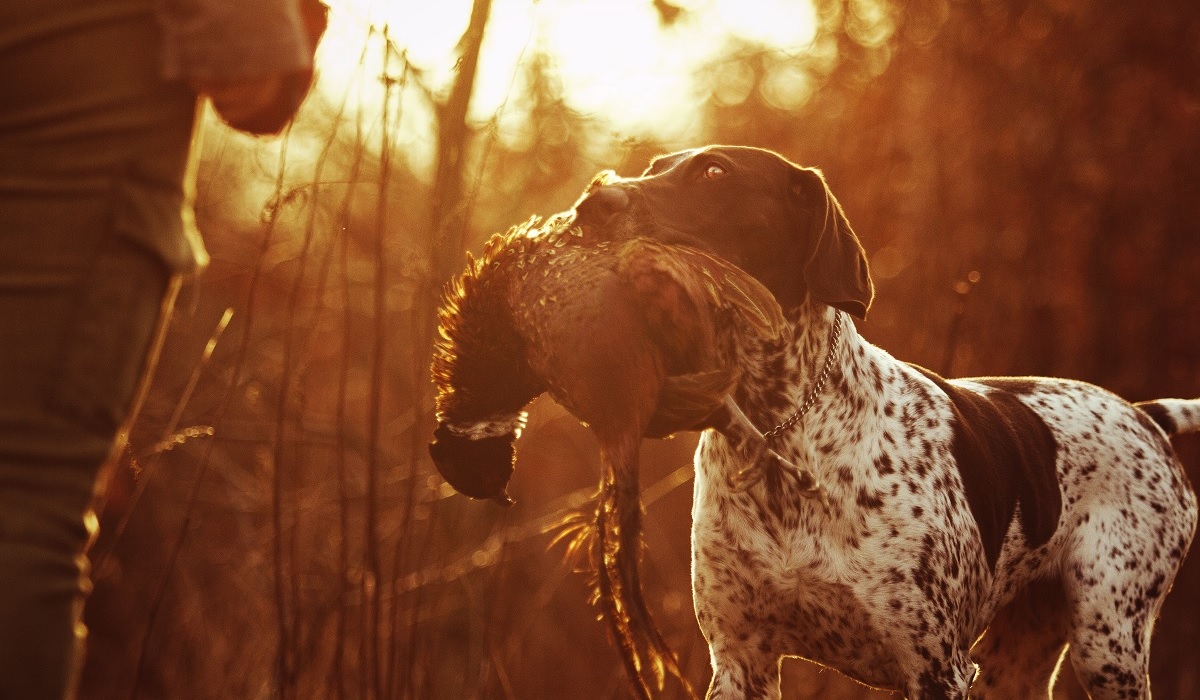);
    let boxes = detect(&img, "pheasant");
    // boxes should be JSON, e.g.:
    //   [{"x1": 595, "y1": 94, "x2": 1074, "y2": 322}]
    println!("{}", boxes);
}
[{"x1": 429, "y1": 214, "x2": 811, "y2": 698}]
